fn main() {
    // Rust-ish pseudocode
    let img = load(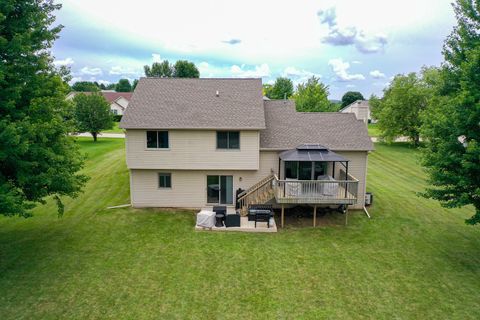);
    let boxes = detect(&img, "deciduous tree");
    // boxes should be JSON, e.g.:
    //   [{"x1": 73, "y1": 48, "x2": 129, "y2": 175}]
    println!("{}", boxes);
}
[
  {"x1": 144, "y1": 61, "x2": 173, "y2": 77},
  {"x1": 341, "y1": 91, "x2": 364, "y2": 107},
  {"x1": 0, "y1": 0, "x2": 87, "y2": 217},
  {"x1": 71, "y1": 81, "x2": 100, "y2": 92},
  {"x1": 115, "y1": 79, "x2": 132, "y2": 92},
  {"x1": 293, "y1": 76, "x2": 335, "y2": 112},
  {"x1": 371, "y1": 71, "x2": 433, "y2": 145},
  {"x1": 266, "y1": 77, "x2": 294, "y2": 100},
  {"x1": 173, "y1": 60, "x2": 200, "y2": 78},
  {"x1": 421, "y1": 0, "x2": 480, "y2": 225},
  {"x1": 73, "y1": 94, "x2": 114, "y2": 142}
]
